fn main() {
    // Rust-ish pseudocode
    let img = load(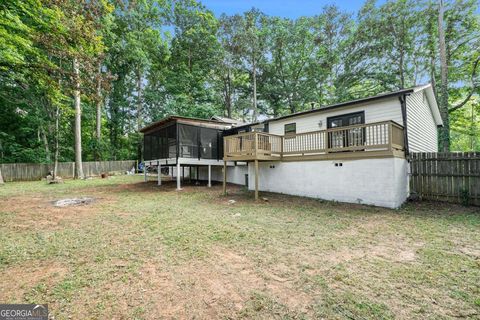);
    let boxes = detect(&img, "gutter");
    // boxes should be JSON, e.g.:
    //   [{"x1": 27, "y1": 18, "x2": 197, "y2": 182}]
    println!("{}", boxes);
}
[{"x1": 399, "y1": 94, "x2": 410, "y2": 158}]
